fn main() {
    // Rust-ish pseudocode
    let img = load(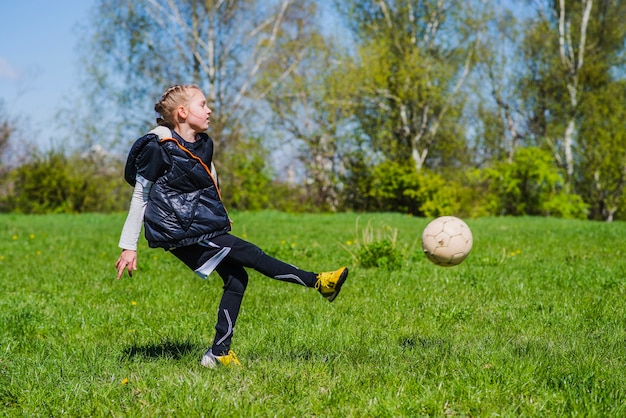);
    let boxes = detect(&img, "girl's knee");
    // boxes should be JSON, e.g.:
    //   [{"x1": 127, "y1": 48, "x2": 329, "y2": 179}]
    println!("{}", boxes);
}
[{"x1": 223, "y1": 273, "x2": 248, "y2": 294}]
